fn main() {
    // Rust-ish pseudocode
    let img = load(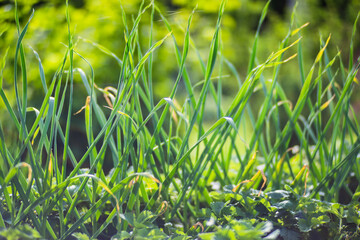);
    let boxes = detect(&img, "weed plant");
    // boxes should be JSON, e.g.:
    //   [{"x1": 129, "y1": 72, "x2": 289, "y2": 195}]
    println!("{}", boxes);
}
[{"x1": 1, "y1": 0, "x2": 360, "y2": 239}]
